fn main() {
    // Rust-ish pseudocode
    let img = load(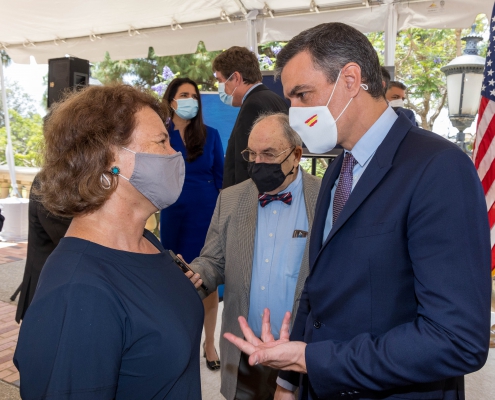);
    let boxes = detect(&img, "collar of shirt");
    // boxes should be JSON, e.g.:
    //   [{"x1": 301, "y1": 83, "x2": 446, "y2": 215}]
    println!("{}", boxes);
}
[
  {"x1": 322, "y1": 106, "x2": 398, "y2": 243},
  {"x1": 242, "y1": 82, "x2": 263, "y2": 104},
  {"x1": 250, "y1": 165, "x2": 308, "y2": 338},
  {"x1": 349, "y1": 105, "x2": 398, "y2": 168}
]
